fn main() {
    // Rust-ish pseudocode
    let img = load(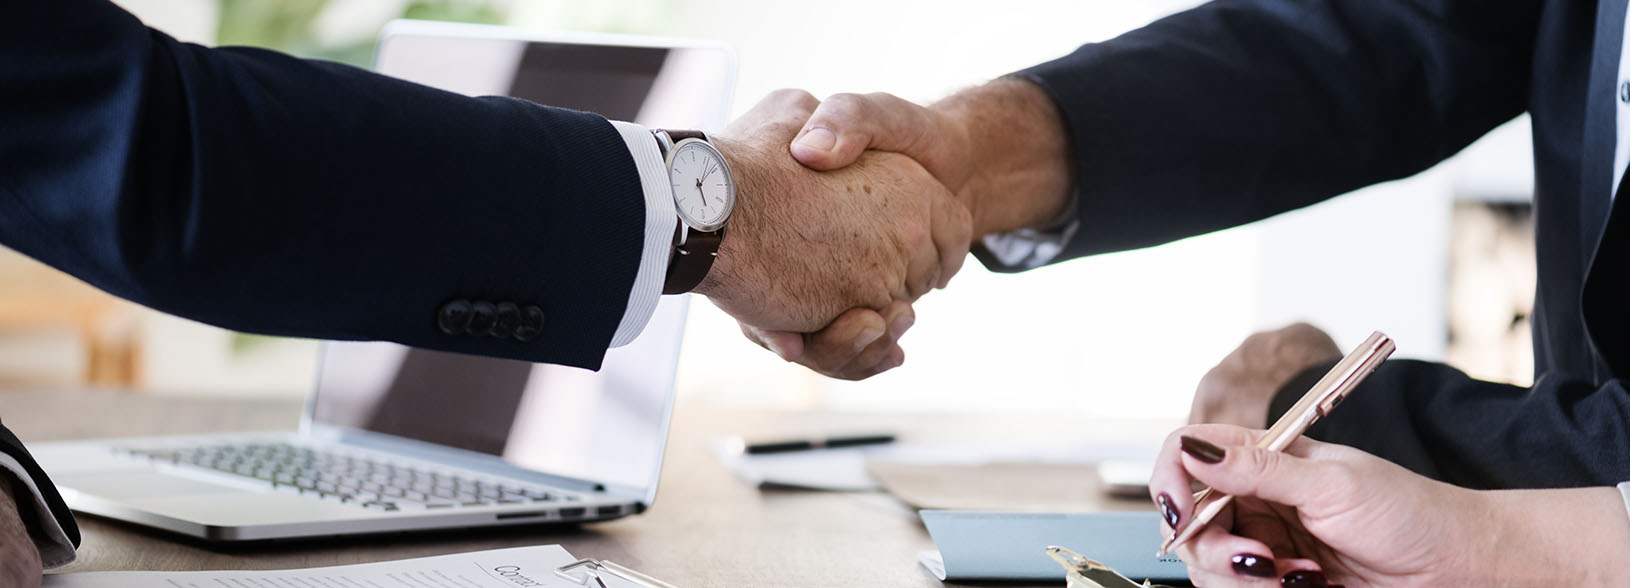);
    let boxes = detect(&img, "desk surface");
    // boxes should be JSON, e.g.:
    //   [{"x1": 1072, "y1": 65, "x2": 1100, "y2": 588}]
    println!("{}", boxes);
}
[{"x1": 0, "y1": 390, "x2": 1166, "y2": 588}]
